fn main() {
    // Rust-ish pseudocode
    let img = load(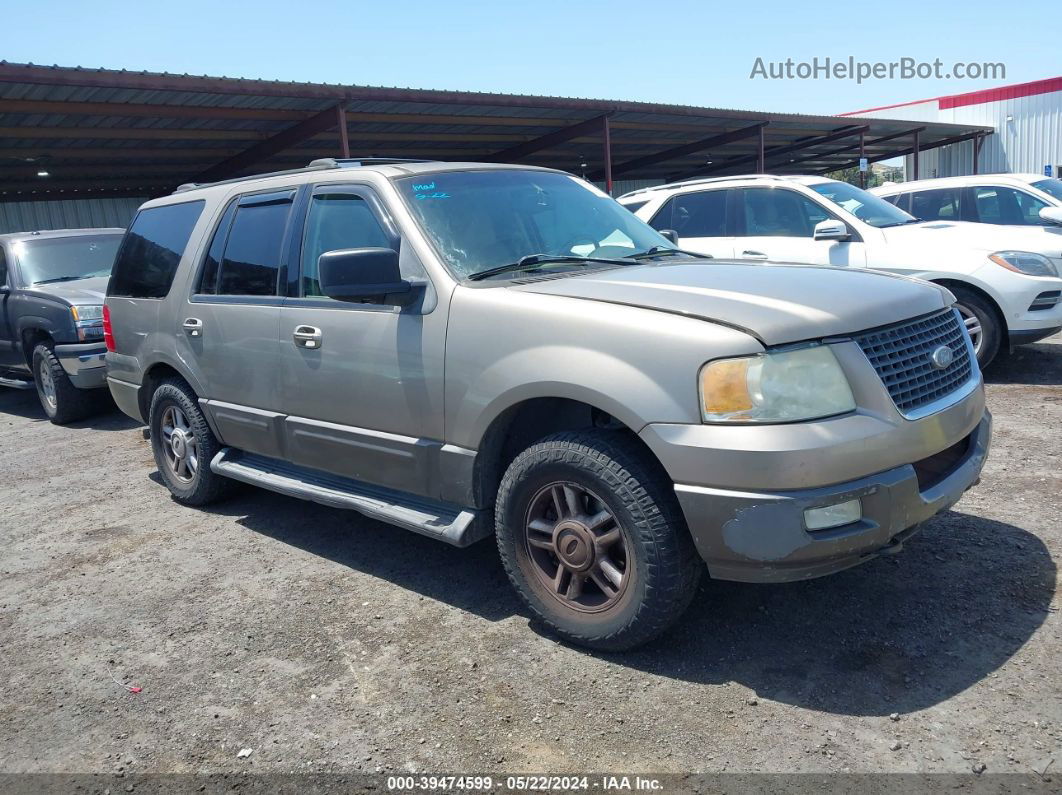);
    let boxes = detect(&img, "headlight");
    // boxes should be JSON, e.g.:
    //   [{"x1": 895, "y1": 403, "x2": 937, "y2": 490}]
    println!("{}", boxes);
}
[
  {"x1": 988, "y1": 251, "x2": 1058, "y2": 277},
  {"x1": 699, "y1": 346, "x2": 855, "y2": 423},
  {"x1": 70, "y1": 304, "x2": 104, "y2": 341}
]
